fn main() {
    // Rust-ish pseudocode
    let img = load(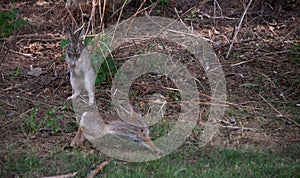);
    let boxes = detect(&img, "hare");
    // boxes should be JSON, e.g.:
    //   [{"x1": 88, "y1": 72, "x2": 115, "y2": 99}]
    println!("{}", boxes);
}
[
  {"x1": 71, "y1": 106, "x2": 163, "y2": 154},
  {"x1": 65, "y1": 26, "x2": 96, "y2": 105}
]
